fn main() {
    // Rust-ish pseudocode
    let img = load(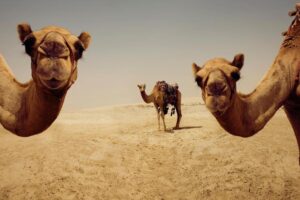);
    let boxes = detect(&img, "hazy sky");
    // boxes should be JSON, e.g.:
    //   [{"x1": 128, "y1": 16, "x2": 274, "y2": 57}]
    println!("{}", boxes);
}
[{"x1": 0, "y1": 0, "x2": 298, "y2": 110}]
